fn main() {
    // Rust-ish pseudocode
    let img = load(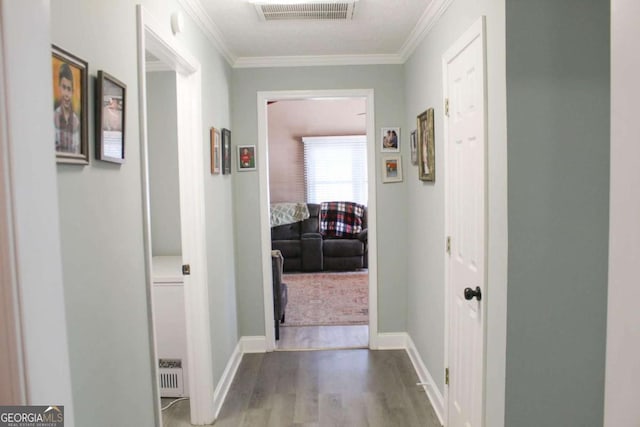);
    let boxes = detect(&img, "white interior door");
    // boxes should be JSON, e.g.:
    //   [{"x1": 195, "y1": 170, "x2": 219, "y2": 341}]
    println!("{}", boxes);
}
[{"x1": 444, "y1": 17, "x2": 487, "y2": 427}]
